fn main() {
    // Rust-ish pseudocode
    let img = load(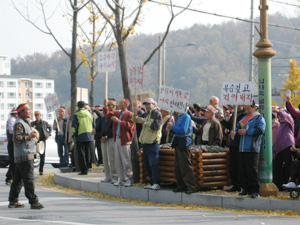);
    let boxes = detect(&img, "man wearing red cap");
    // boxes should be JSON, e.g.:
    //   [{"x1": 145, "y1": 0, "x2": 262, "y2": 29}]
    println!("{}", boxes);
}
[
  {"x1": 5, "y1": 107, "x2": 18, "y2": 185},
  {"x1": 103, "y1": 98, "x2": 135, "y2": 187},
  {"x1": 31, "y1": 111, "x2": 52, "y2": 175},
  {"x1": 8, "y1": 103, "x2": 44, "y2": 209}
]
